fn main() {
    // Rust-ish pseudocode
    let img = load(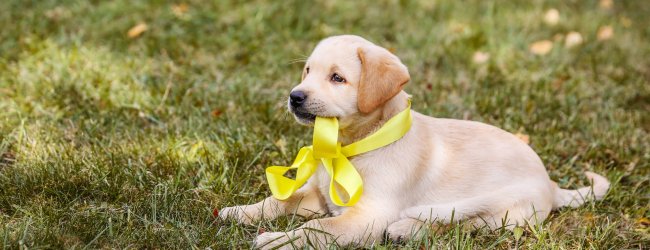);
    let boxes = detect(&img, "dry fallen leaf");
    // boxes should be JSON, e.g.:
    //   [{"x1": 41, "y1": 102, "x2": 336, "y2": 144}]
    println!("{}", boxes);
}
[
  {"x1": 472, "y1": 51, "x2": 490, "y2": 64},
  {"x1": 597, "y1": 26, "x2": 614, "y2": 41},
  {"x1": 210, "y1": 108, "x2": 223, "y2": 118},
  {"x1": 127, "y1": 22, "x2": 148, "y2": 38},
  {"x1": 599, "y1": 0, "x2": 613, "y2": 10},
  {"x1": 637, "y1": 217, "x2": 650, "y2": 228},
  {"x1": 514, "y1": 133, "x2": 530, "y2": 144},
  {"x1": 529, "y1": 40, "x2": 553, "y2": 55},
  {"x1": 565, "y1": 31, "x2": 583, "y2": 48},
  {"x1": 544, "y1": 9, "x2": 560, "y2": 26},
  {"x1": 172, "y1": 3, "x2": 189, "y2": 17}
]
